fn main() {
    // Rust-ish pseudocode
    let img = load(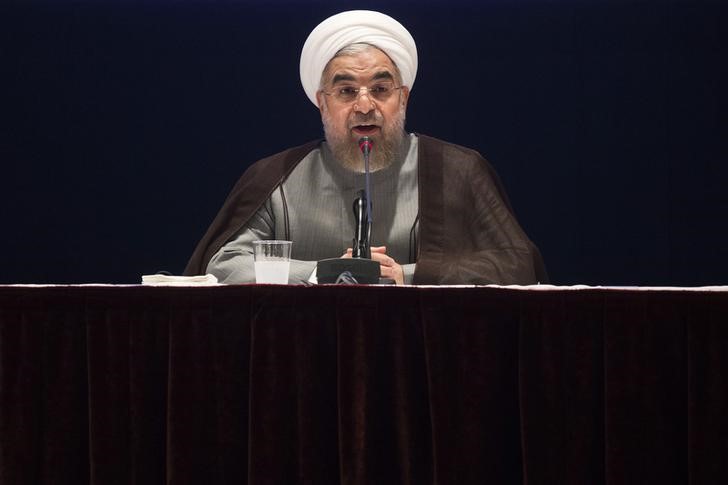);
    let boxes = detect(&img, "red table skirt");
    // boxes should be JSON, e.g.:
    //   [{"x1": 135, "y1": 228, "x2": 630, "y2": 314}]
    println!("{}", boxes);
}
[{"x1": 1, "y1": 285, "x2": 727, "y2": 484}]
